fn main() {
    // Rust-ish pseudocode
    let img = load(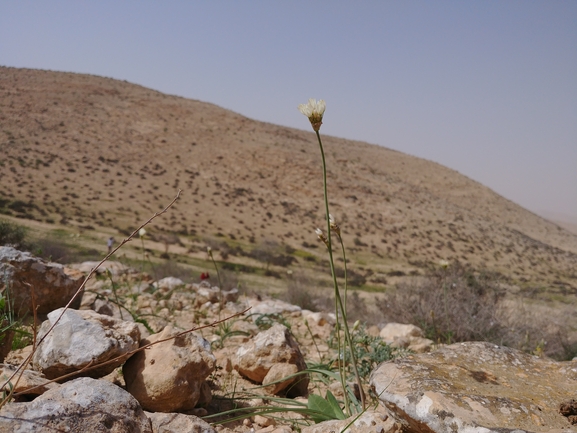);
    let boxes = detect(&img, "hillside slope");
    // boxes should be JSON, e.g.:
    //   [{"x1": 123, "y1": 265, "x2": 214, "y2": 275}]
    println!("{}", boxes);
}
[{"x1": 1, "y1": 66, "x2": 576, "y2": 290}]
